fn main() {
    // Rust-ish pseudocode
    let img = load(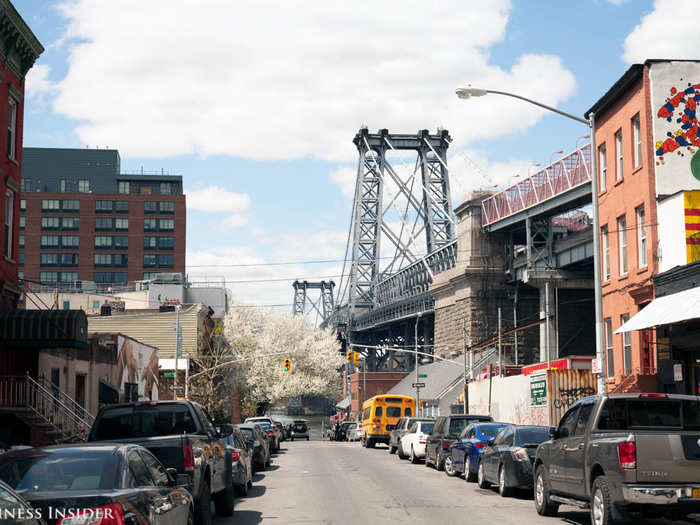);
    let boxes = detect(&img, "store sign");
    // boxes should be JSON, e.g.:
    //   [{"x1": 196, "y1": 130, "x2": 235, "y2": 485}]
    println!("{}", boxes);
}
[
  {"x1": 530, "y1": 373, "x2": 547, "y2": 407},
  {"x1": 674, "y1": 363, "x2": 683, "y2": 382},
  {"x1": 591, "y1": 358, "x2": 602, "y2": 375}
]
